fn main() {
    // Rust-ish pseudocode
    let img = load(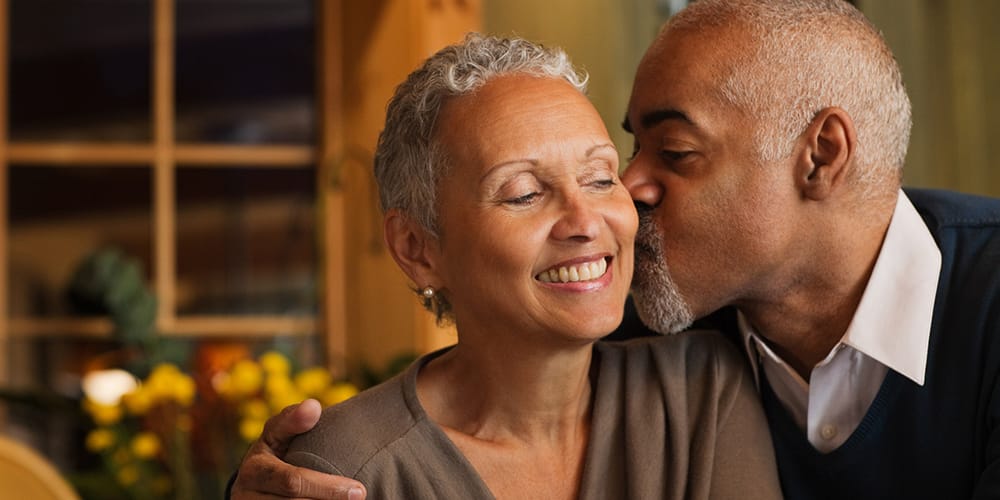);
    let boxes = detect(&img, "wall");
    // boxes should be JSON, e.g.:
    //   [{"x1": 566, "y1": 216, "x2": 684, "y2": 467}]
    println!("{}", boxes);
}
[
  {"x1": 483, "y1": 0, "x2": 663, "y2": 161},
  {"x1": 861, "y1": 0, "x2": 1000, "y2": 196}
]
